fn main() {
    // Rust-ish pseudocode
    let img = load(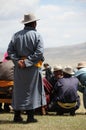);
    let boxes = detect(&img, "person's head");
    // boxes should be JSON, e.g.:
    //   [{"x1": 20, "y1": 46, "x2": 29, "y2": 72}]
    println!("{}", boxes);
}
[
  {"x1": 43, "y1": 63, "x2": 49, "y2": 69},
  {"x1": 53, "y1": 65, "x2": 63, "y2": 79},
  {"x1": 21, "y1": 13, "x2": 39, "y2": 28},
  {"x1": 63, "y1": 66, "x2": 74, "y2": 77},
  {"x1": 76, "y1": 61, "x2": 86, "y2": 70},
  {"x1": 24, "y1": 21, "x2": 37, "y2": 28}
]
